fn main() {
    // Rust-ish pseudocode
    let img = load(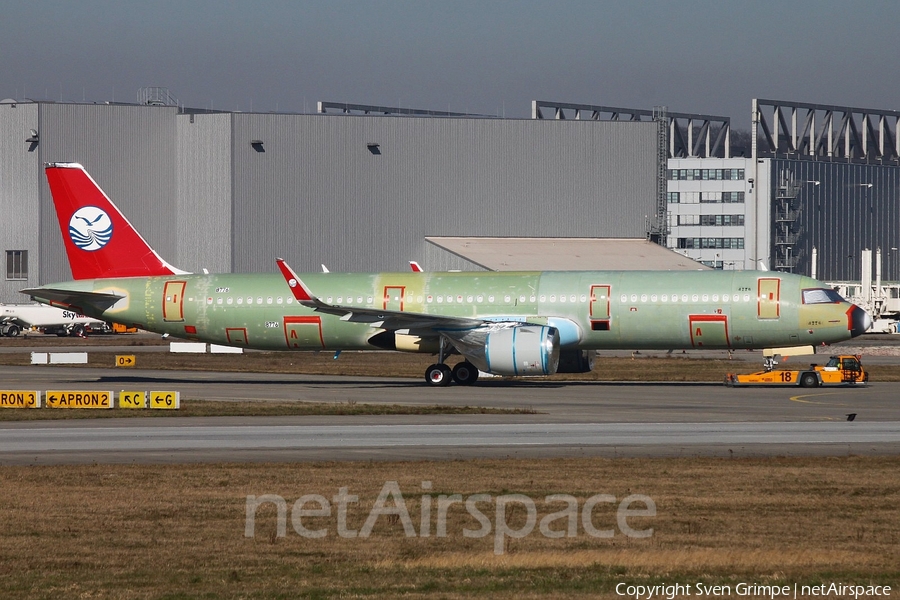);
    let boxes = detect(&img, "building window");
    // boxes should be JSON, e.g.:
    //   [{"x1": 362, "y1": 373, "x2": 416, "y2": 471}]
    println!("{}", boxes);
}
[
  {"x1": 667, "y1": 192, "x2": 680, "y2": 203},
  {"x1": 6, "y1": 250, "x2": 27, "y2": 280},
  {"x1": 699, "y1": 214, "x2": 745, "y2": 226},
  {"x1": 677, "y1": 238, "x2": 744, "y2": 250},
  {"x1": 668, "y1": 168, "x2": 745, "y2": 181},
  {"x1": 698, "y1": 191, "x2": 744, "y2": 204}
]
